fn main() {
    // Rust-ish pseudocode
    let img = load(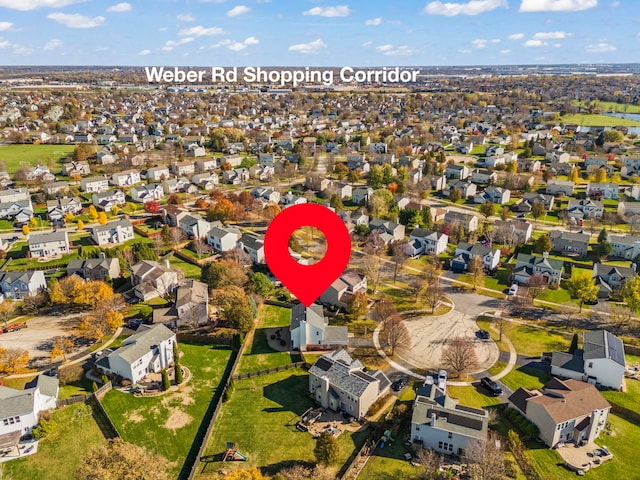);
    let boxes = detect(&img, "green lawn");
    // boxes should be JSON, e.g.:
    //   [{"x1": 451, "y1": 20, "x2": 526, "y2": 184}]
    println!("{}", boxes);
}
[
  {"x1": 258, "y1": 305, "x2": 292, "y2": 328},
  {"x1": 0, "y1": 144, "x2": 76, "y2": 174},
  {"x1": 446, "y1": 385, "x2": 503, "y2": 409},
  {"x1": 602, "y1": 377, "x2": 640, "y2": 412},
  {"x1": 536, "y1": 286, "x2": 572, "y2": 305},
  {"x1": 197, "y1": 369, "x2": 367, "y2": 478},
  {"x1": 526, "y1": 414, "x2": 640, "y2": 480},
  {"x1": 487, "y1": 360, "x2": 508, "y2": 376},
  {"x1": 358, "y1": 419, "x2": 419, "y2": 480},
  {"x1": 101, "y1": 343, "x2": 233, "y2": 477},
  {"x1": 501, "y1": 366, "x2": 551, "y2": 392},
  {"x1": 4, "y1": 402, "x2": 108, "y2": 480},
  {"x1": 59, "y1": 374, "x2": 94, "y2": 399},
  {"x1": 559, "y1": 113, "x2": 640, "y2": 127},
  {"x1": 503, "y1": 323, "x2": 571, "y2": 358},
  {"x1": 575, "y1": 100, "x2": 640, "y2": 114},
  {"x1": 168, "y1": 256, "x2": 202, "y2": 280}
]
